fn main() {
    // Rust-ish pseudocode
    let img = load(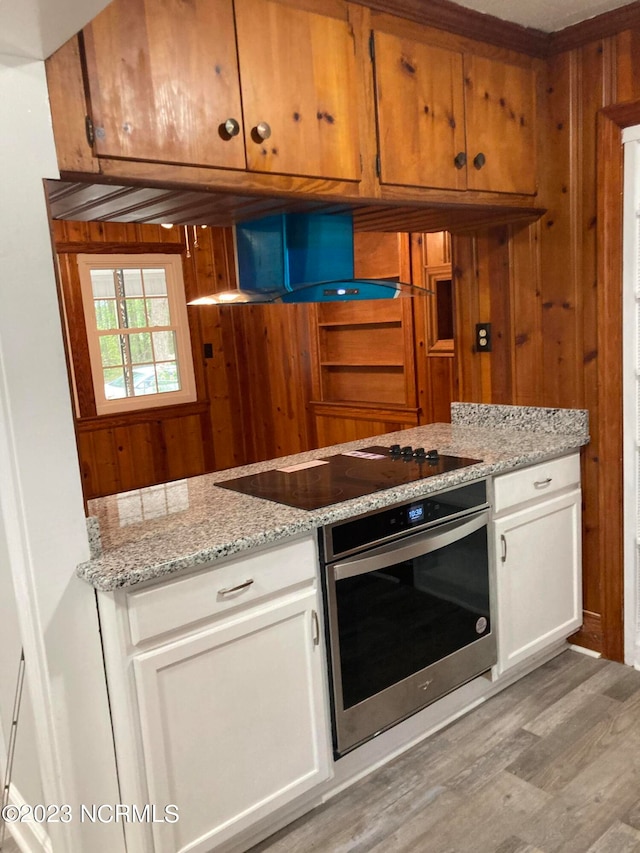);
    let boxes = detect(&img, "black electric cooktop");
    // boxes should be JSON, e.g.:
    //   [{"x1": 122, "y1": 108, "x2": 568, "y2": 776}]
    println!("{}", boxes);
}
[{"x1": 216, "y1": 445, "x2": 482, "y2": 510}]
